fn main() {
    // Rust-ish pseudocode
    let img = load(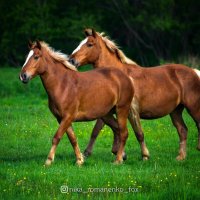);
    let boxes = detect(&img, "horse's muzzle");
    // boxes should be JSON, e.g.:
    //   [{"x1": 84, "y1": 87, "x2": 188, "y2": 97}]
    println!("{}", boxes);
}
[
  {"x1": 19, "y1": 72, "x2": 29, "y2": 84},
  {"x1": 68, "y1": 58, "x2": 79, "y2": 67}
]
